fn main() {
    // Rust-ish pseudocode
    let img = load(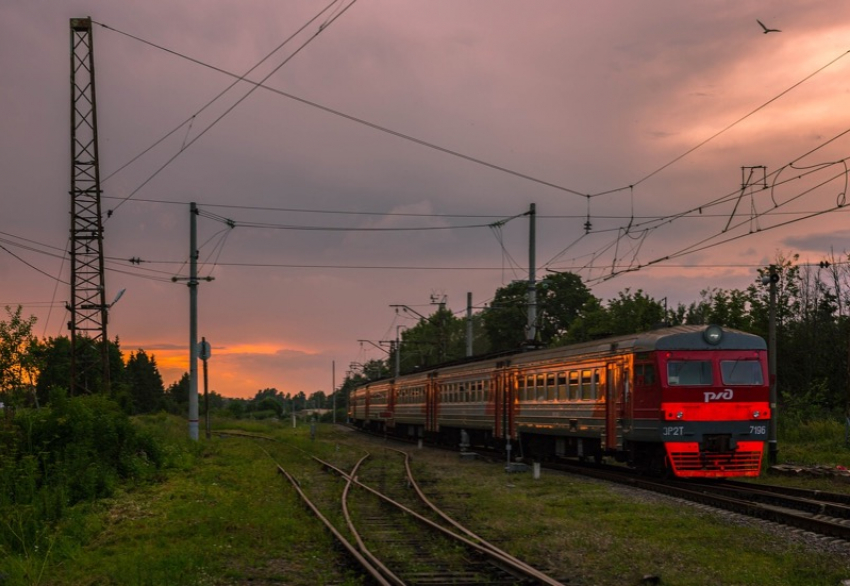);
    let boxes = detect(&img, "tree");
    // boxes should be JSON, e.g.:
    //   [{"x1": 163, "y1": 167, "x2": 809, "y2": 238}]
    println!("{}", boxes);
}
[
  {"x1": 394, "y1": 307, "x2": 468, "y2": 371},
  {"x1": 482, "y1": 272, "x2": 596, "y2": 351},
  {"x1": 34, "y1": 336, "x2": 72, "y2": 404},
  {"x1": 164, "y1": 373, "x2": 190, "y2": 413},
  {"x1": 558, "y1": 289, "x2": 666, "y2": 344},
  {"x1": 126, "y1": 349, "x2": 165, "y2": 414},
  {"x1": 0, "y1": 305, "x2": 41, "y2": 407}
]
